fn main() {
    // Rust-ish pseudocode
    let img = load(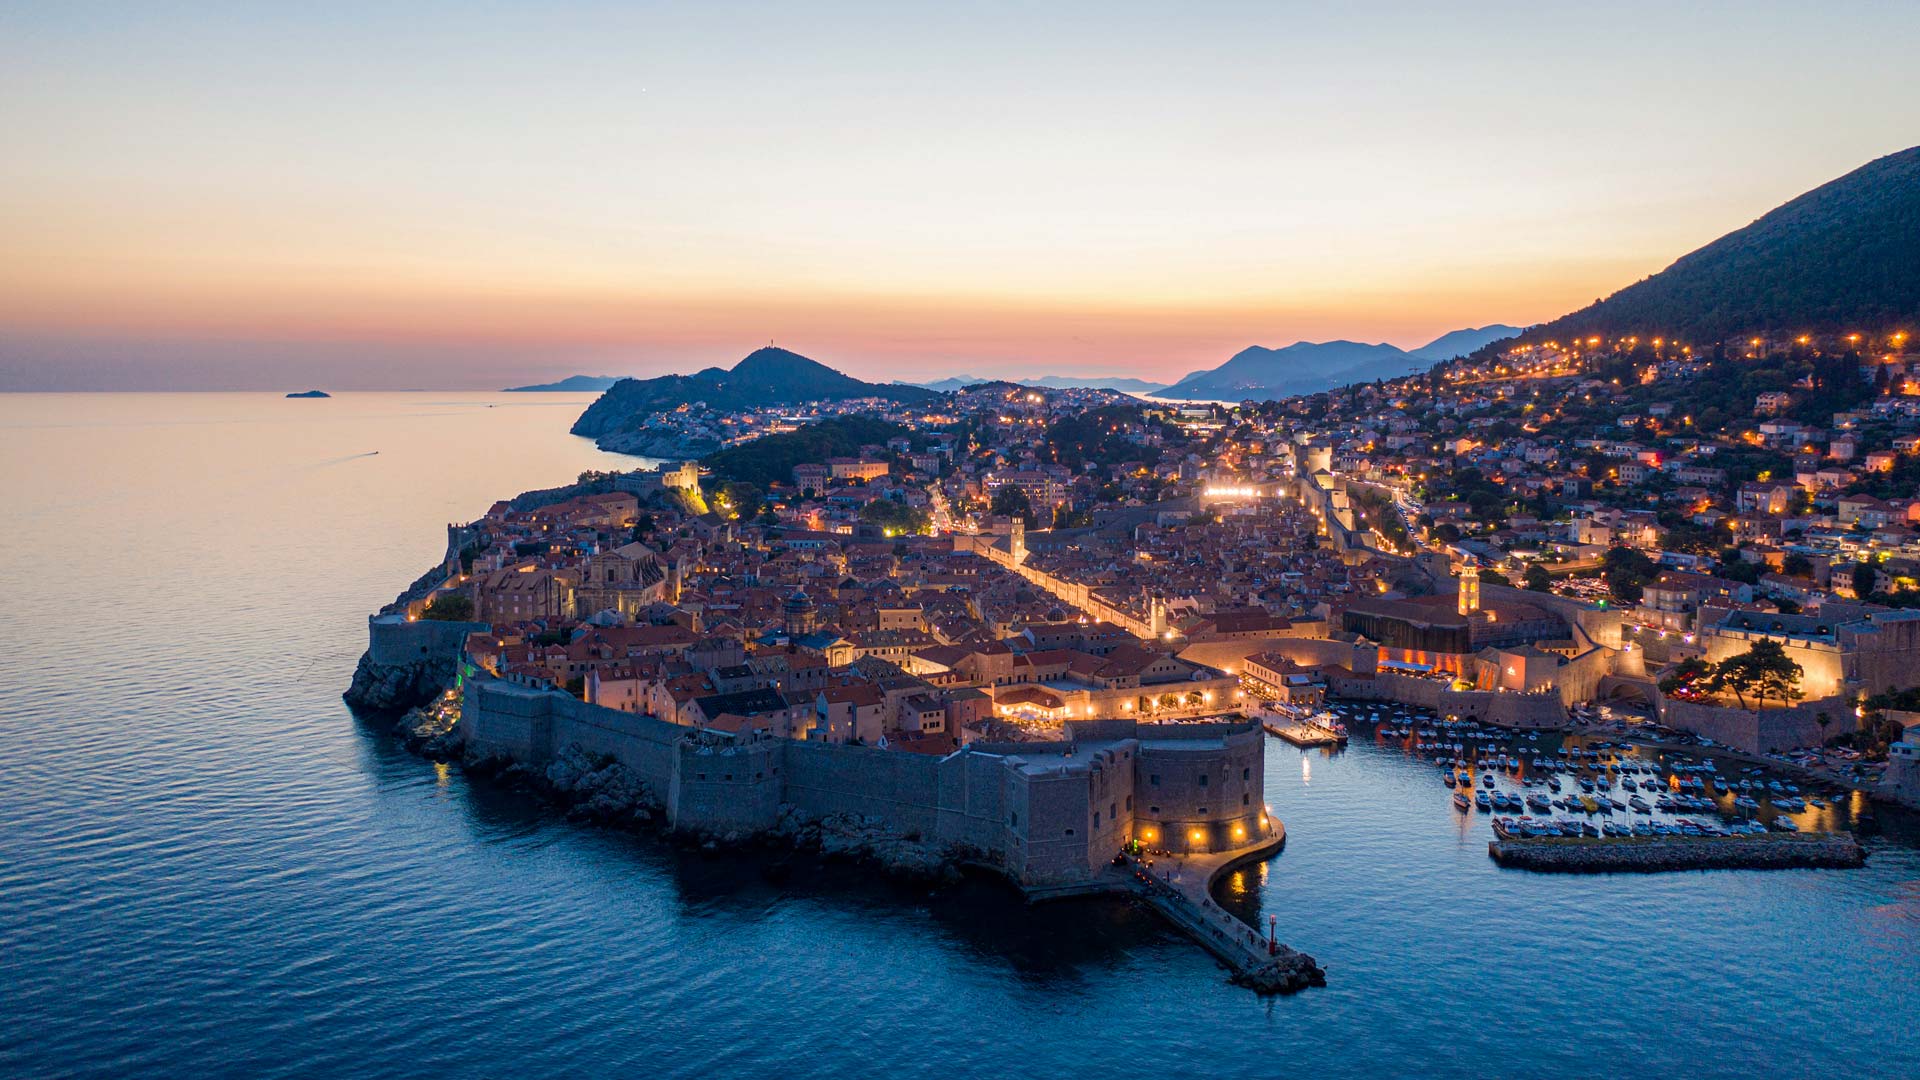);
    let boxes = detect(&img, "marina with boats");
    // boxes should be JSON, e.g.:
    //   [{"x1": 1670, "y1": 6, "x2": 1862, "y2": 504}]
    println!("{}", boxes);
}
[{"x1": 1263, "y1": 699, "x2": 1880, "y2": 873}]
